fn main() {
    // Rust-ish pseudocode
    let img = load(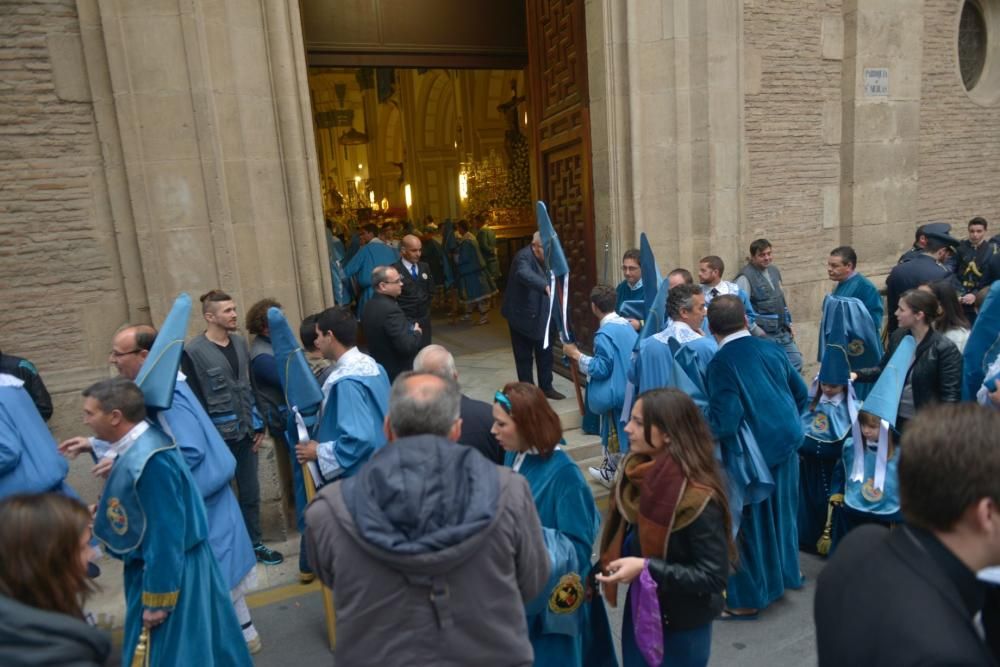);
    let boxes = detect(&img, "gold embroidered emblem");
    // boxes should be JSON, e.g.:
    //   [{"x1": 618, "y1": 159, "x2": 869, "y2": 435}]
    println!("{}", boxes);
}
[
  {"x1": 861, "y1": 478, "x2": 883, "y2": 502},
  {"x1": 107, "y1": 497, "x2": 128, "y2": 535},
  {"x1": 848, "y1": 339, "x2": 865, "y2": 357},
  {"x1": 548, "y1": 573, "x2": 584, "y2": 614},
  {"x1": 812, "y1": 414, "x2": 829, "y2": 433}
]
